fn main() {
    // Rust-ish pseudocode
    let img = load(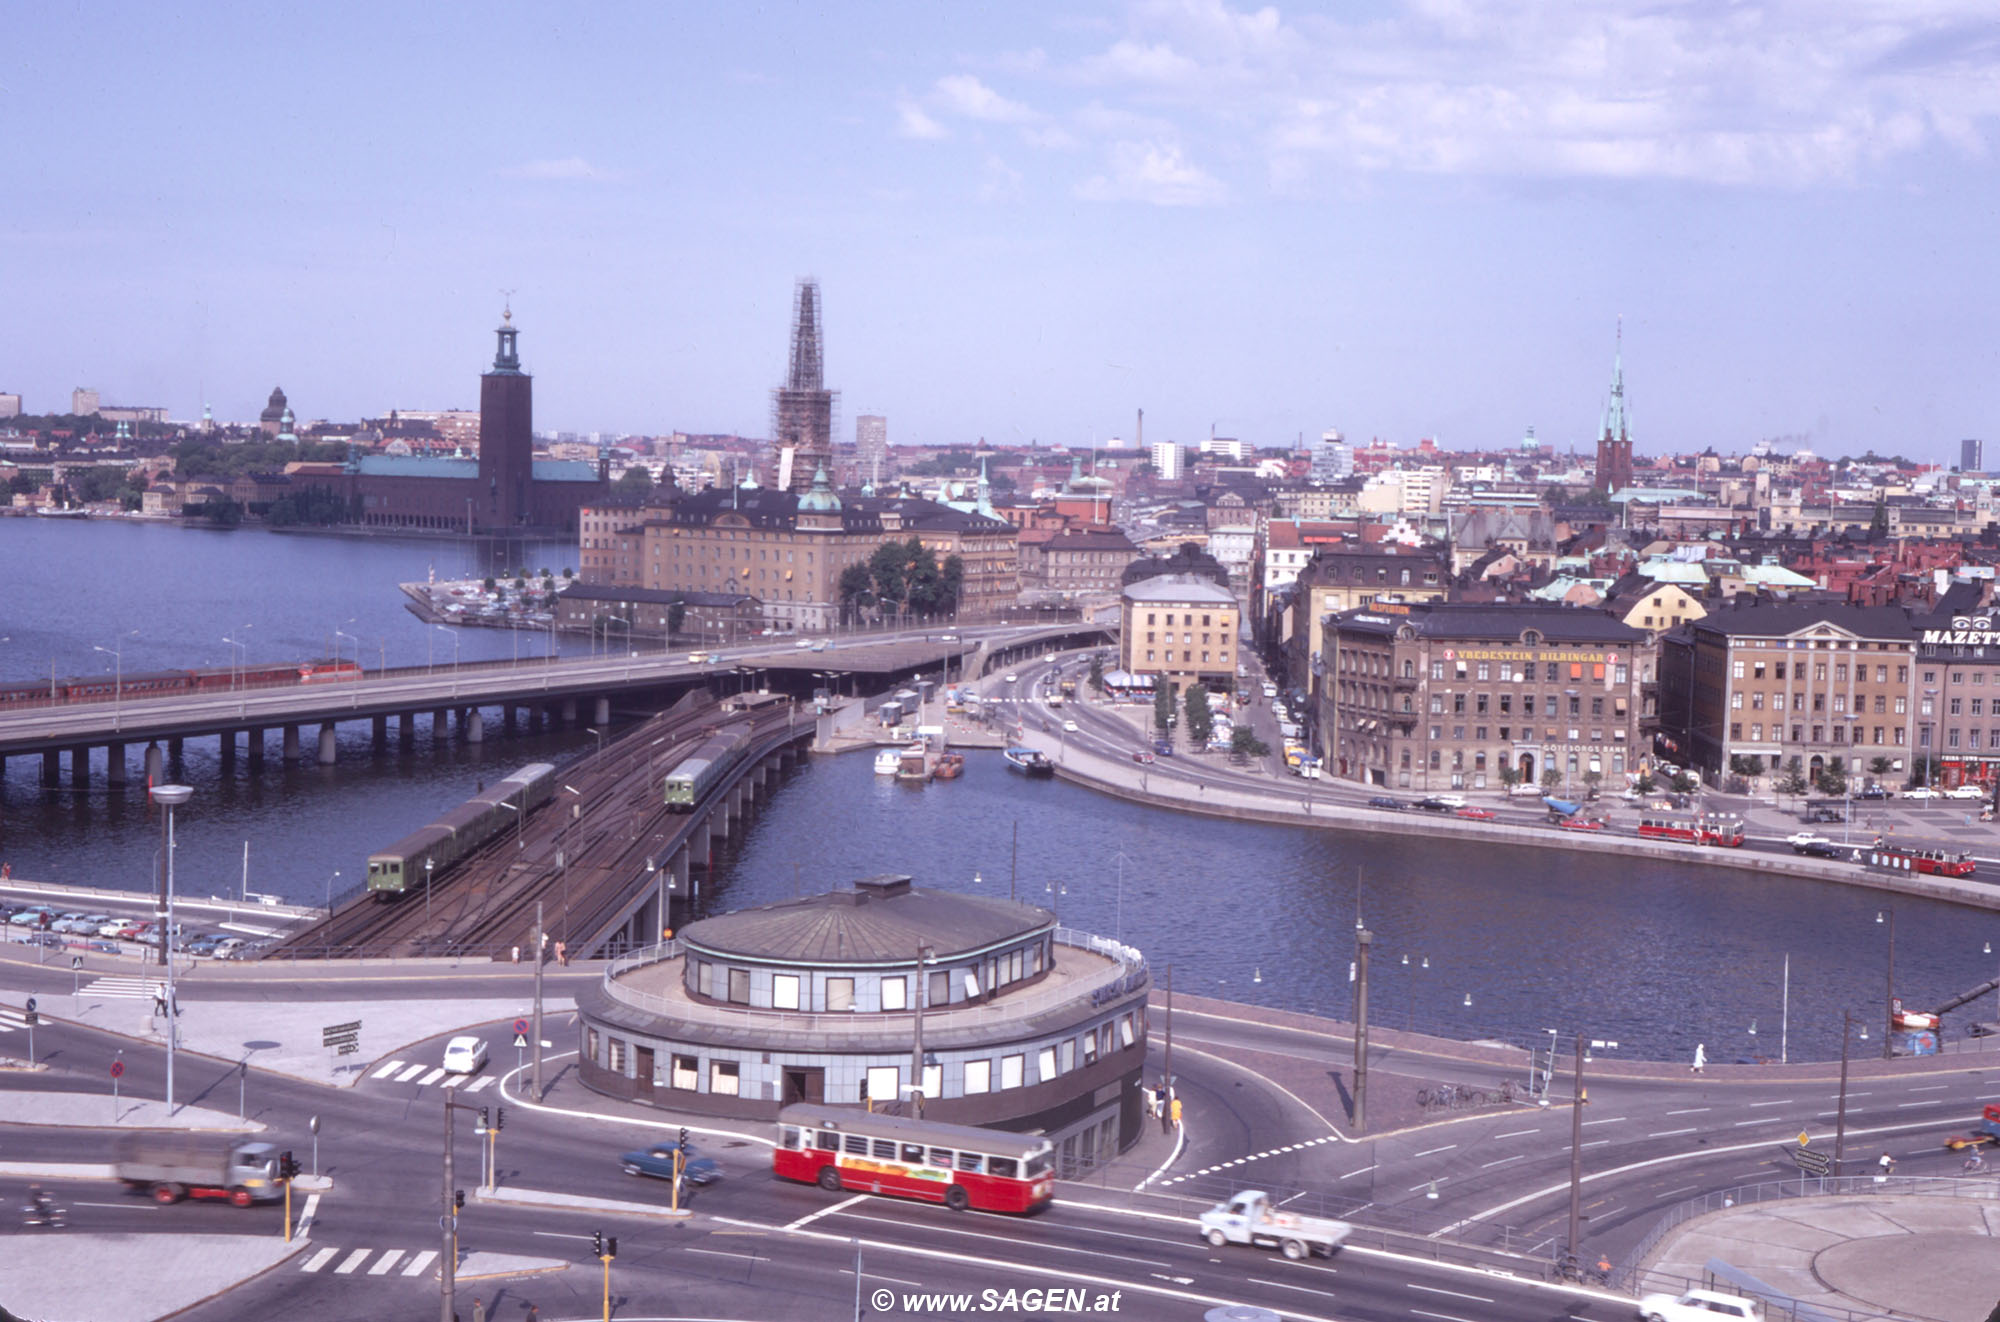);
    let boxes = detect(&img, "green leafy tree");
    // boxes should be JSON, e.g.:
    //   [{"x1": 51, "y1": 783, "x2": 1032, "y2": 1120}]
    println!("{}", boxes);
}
[
  {"x1": 1870, "y1": 498, "x2": 1889, "y2": 537},
  {"x1": 1498, "y1": 765, "x2": 1521, "y2": 790},
  {"x1": 1635, "y1": 770, "x2": 1656, "y2": 794},
  {"x1": 1581, "y1": 769, "x2": 1604, "y2": 797},
  {"x1": 1775, "y1": 756, "x2": 1810, "y2": 799},
  {"x1": 836, "y1": 562, "x2": 875, "y2": 624},
  {"x1": 1152, "y1": 683, "x2": 1176, "y2": 739},
  {"x1": 1868, "y1": 755, "x2": 1894, "y2": 780},
  {"x1": 1087, "y1": 653, "x2": 1105, "y2": 694},
  {"x1": 1729, "y1": 754, "x2": 1766, "y2": 778},
  {"x1": 1230, "y1": 726, "x2": 1270, "y2": 759},
  {"x1": 1670, "y1": 771, "x2": 1700, "y2": 795},
  {"x1": 482, "y1": 576, "x2": 497, "y2": 594},
  {"x1": 1540, "y1": 767, "x2": 1563, "y2": 792},
  {"x1": 1816, "y1": 756, "x2": 1849, "y2": 797},
  {"x1": 1184, "y1": 684, "x2": 1214, "y2": 747},
  {"x1": 613, "y1": 466, "x2": 654, "y2": 498}
]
